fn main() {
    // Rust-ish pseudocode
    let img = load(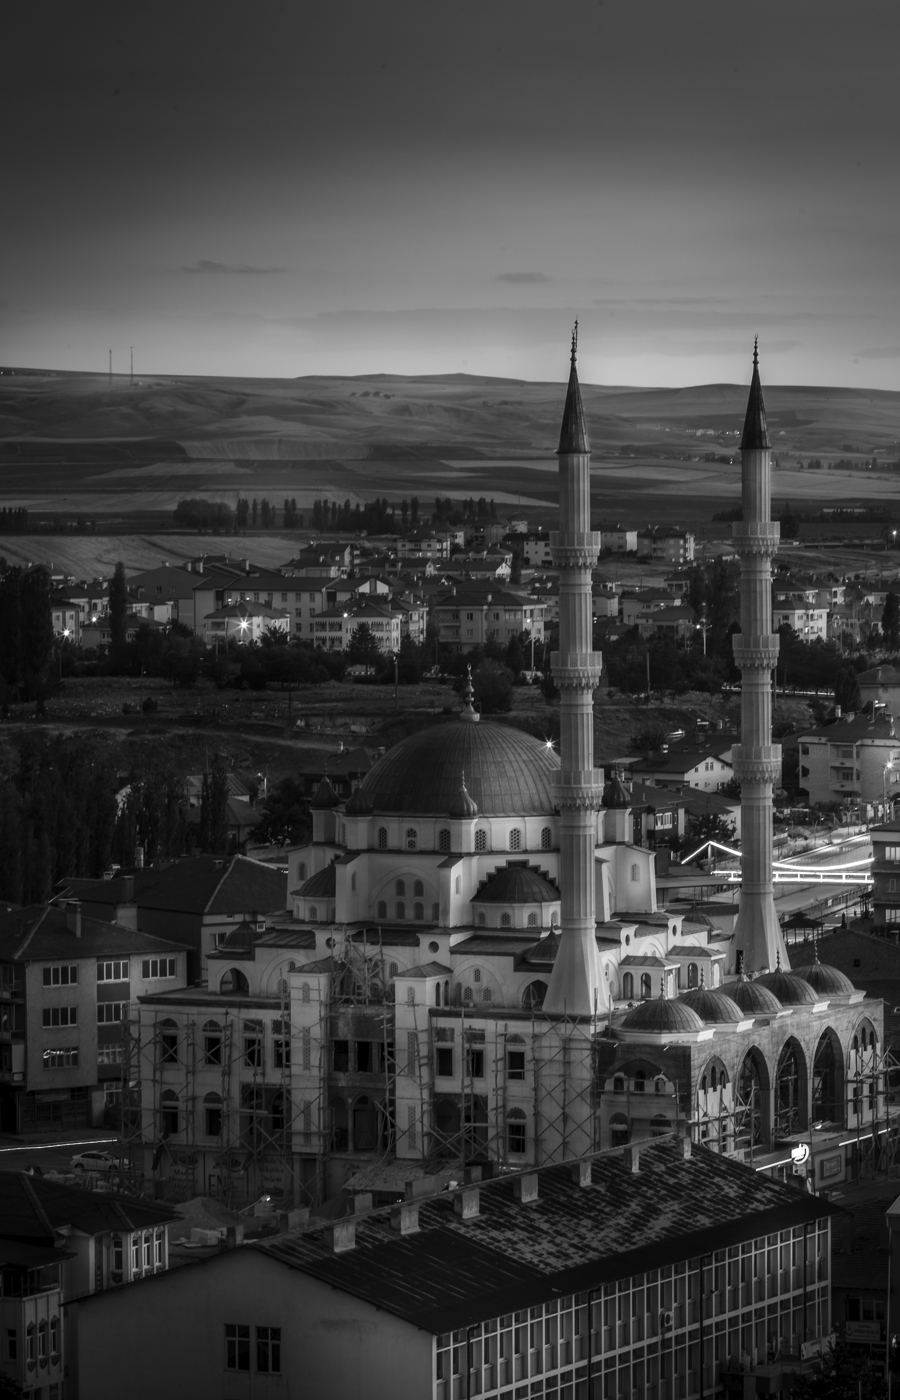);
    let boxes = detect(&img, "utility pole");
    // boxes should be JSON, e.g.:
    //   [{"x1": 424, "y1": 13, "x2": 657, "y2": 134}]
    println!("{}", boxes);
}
[{"x1": 130, "y1": 347, "x2": 134, "y2": 386}]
